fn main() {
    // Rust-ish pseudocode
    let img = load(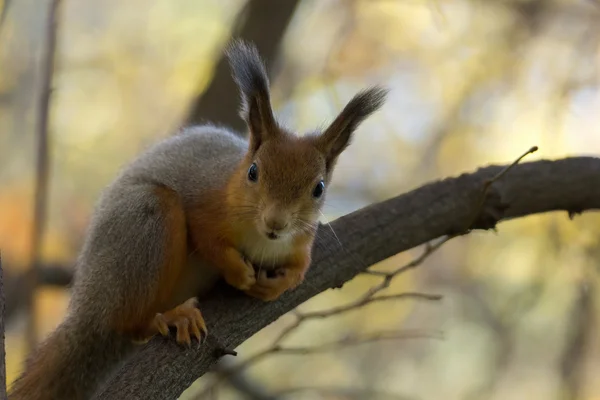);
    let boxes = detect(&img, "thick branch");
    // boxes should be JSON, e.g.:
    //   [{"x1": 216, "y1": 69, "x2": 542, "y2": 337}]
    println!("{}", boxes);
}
[{"x1": 93, "y1": 157, "x2": 600, "y2": 400}]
